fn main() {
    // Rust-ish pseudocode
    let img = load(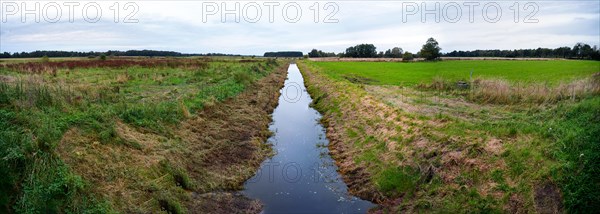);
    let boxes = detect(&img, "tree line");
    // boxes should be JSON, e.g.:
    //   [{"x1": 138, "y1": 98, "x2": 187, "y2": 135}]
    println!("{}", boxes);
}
[
  {"x1": 0, "y1": 50, "x2": 244, "y2": 58},
  {"x1": 308, "y1": 38, "x2": 440, "y2": 60},
  {"x1": 263, "y1": 51, "x2": 303, "y2": 57},
  {"x1": 308, "y1": 39, "x2": 600, "y2": 61},
  {"x1": 443, "y1": 43, "x2": 599, "y2": 60}
]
